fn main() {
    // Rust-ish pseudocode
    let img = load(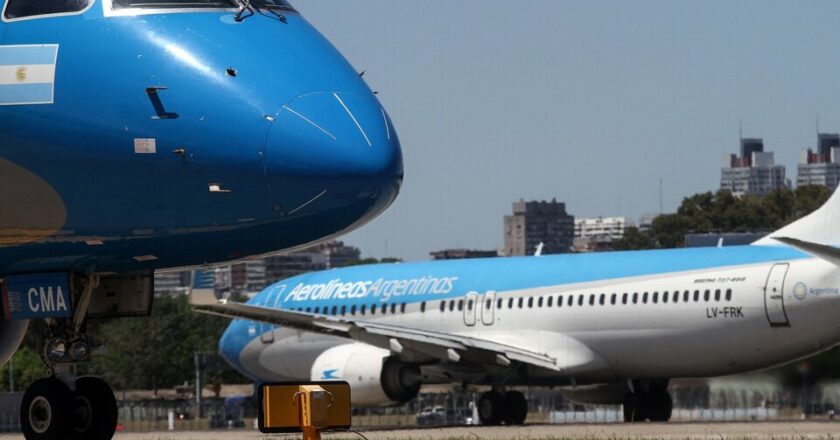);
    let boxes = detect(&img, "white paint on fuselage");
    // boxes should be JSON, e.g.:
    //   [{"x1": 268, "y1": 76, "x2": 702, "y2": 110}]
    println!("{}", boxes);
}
[{"x1": 237, "y1": 257, "x2": 840, "y2": 386}]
